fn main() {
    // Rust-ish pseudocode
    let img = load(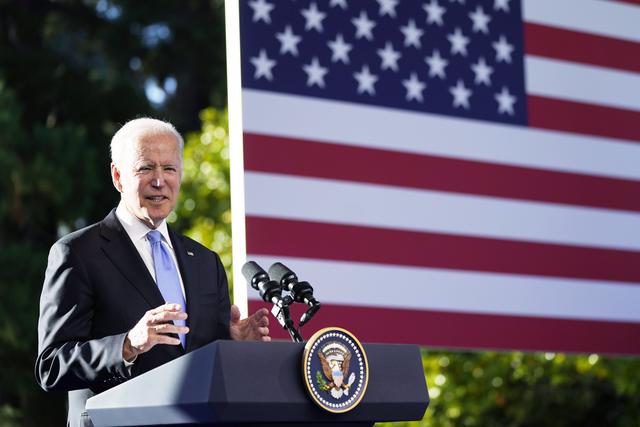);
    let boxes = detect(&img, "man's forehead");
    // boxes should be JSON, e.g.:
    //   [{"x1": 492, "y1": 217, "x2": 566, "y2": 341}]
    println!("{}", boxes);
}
[
  {"x1": 127, "y1": 132, "x2": 179, "y2": 155},
  {"x1": 134, "y1": 130, "x2": 179, "y2": 147}
]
